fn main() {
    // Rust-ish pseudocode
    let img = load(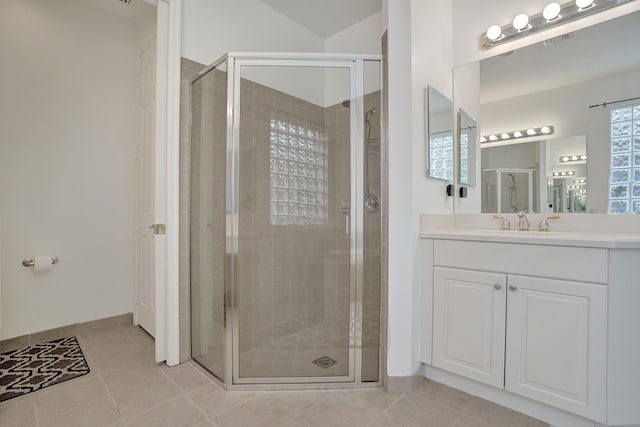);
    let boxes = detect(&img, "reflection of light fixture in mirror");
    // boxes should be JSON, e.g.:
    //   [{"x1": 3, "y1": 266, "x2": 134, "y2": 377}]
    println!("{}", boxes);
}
[
  {"x1": 573, "y1": 178, "x2": 586, "y2": 183},
  {"x1": 481, "y1": 125, "x2": 554, "y2": 144},
  {"x1": 560, "y1": 154, "x2": 587, "y2": 162},
  {"x1": 553, "y1": 171, "x2": 576, "y2": 176},
  {"x1": 481, "y1": 0, "x2": 633, "y2": 49}
]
